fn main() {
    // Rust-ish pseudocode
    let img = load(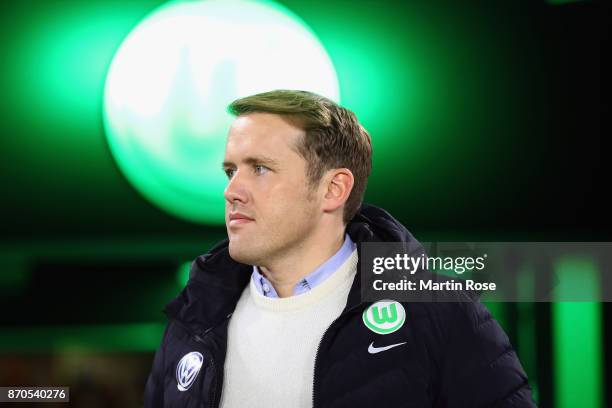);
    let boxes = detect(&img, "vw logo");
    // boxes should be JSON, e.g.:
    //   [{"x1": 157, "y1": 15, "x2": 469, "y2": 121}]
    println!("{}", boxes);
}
[{"x1": 176, "y1": 351, "x2": 204, "y2": 391}]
